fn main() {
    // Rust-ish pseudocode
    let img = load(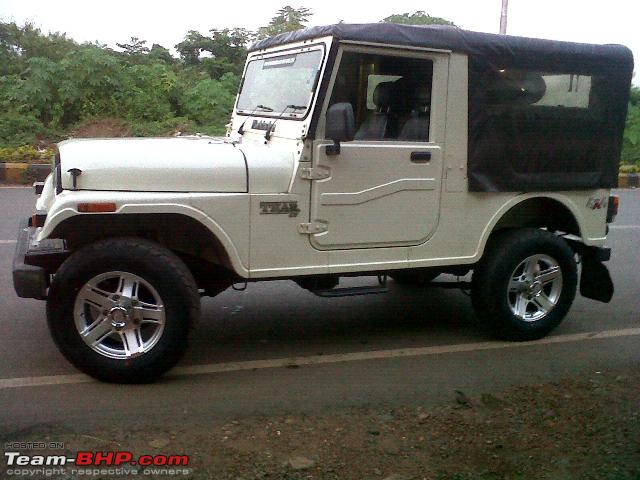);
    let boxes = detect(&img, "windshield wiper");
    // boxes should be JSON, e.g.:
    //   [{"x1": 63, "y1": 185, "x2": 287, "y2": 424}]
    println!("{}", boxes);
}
[
  {"x1": 238, "y1": 104, "x2": 274, "y2": 135},
  {"x1": 265, "y1": 105, "x2": 306, "y2": 141}
]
